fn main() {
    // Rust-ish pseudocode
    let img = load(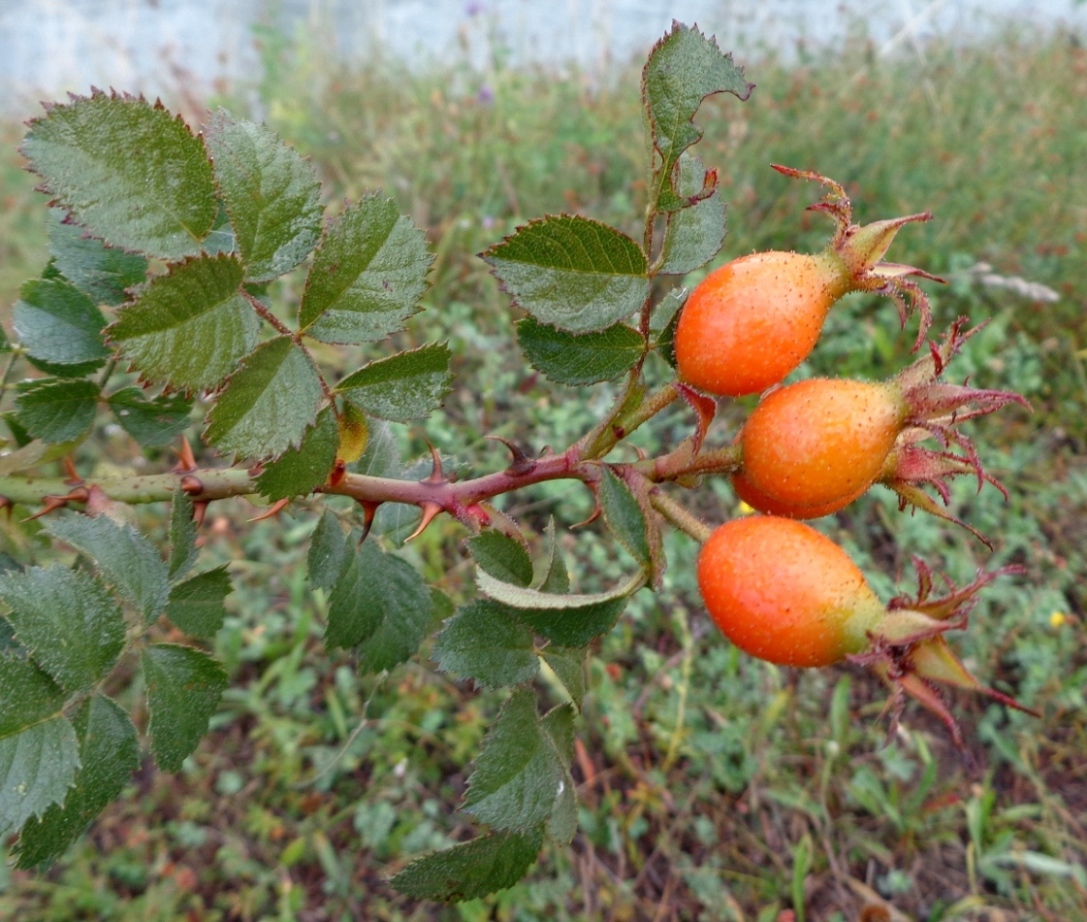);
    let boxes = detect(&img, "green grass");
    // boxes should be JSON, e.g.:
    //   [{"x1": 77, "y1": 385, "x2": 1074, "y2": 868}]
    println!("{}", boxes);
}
[{"x1": 1, "y1": 21, "x2": 1086, "y2": 922}]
